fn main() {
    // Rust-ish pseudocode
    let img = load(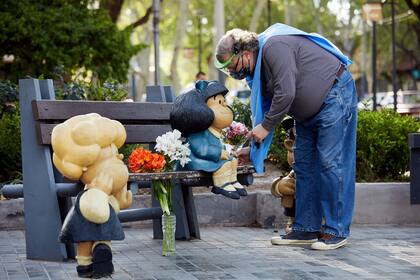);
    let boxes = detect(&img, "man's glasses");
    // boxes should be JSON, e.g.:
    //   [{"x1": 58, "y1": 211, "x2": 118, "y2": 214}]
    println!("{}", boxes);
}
[{"x1": 214, "y1": 53, "x2": 241, "y2": 76}]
